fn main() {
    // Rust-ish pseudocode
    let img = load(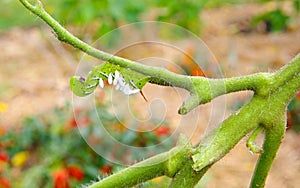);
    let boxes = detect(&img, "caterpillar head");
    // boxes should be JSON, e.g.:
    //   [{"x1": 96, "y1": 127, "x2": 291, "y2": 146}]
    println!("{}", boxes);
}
[
  {"x1": 130, "y1": 76, "x2": 150, "y2": 90},
  {"x1": 70, "y1": 76, "x2": 91, "y2": 97}
]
